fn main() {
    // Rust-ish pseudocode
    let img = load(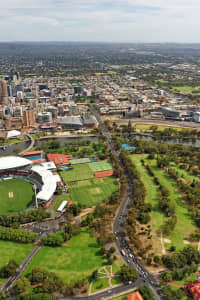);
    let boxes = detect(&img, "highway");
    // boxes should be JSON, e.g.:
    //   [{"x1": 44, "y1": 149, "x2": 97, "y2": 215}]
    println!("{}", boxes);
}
[{"x1": 91, "y1": 106, "x2": 165, "y2": 300}]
